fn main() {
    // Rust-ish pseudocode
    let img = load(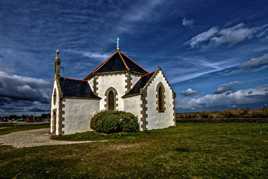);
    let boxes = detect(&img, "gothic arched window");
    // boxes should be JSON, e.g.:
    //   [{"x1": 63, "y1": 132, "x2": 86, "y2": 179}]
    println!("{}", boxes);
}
[
  {"x1": 105, "y1": 87, "x2": 117, "y2": 111},
  {"x1": 157, "y1": 83, "x2": 165, "y2": 112}
]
